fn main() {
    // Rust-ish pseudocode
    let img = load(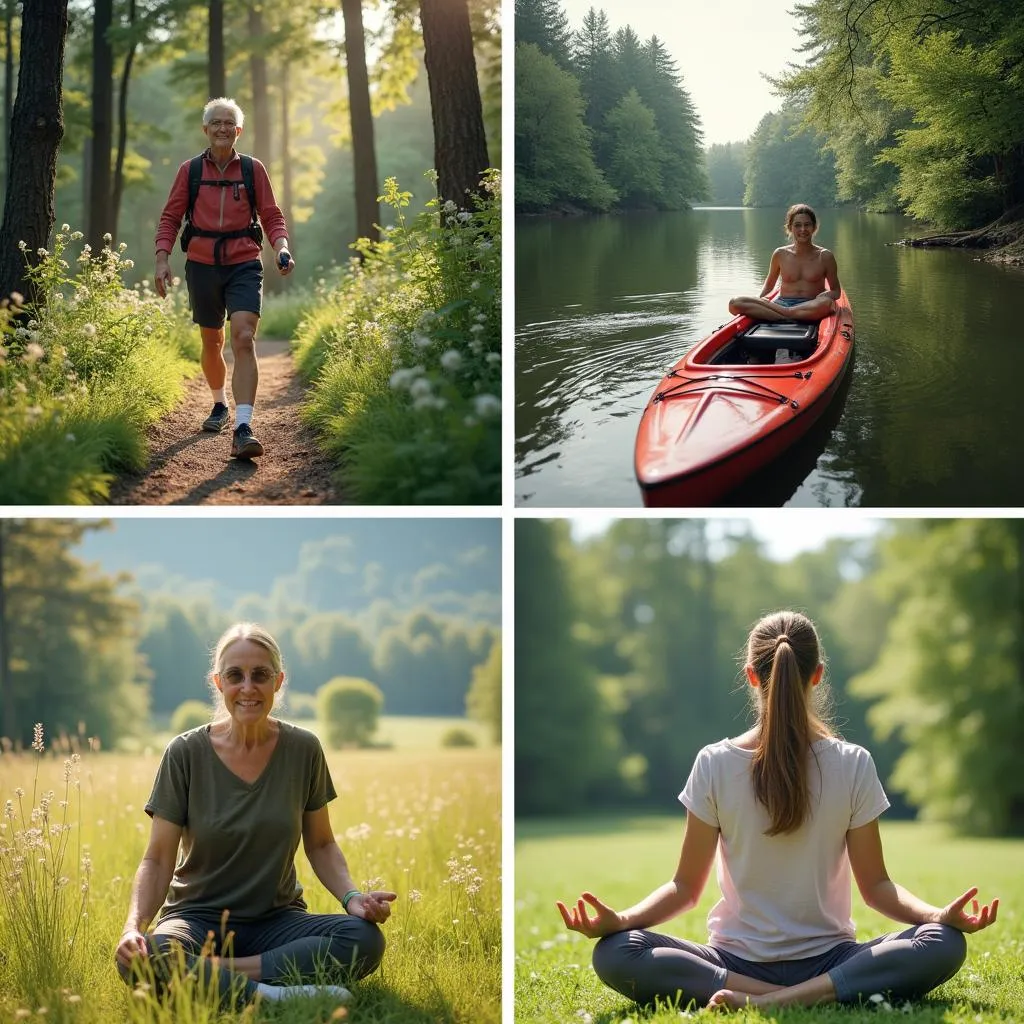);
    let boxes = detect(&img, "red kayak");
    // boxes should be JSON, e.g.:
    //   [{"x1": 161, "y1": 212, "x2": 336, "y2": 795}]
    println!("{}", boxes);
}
[{"x1": 634, "y1": 290, "x2": 854, "y2": 506}]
